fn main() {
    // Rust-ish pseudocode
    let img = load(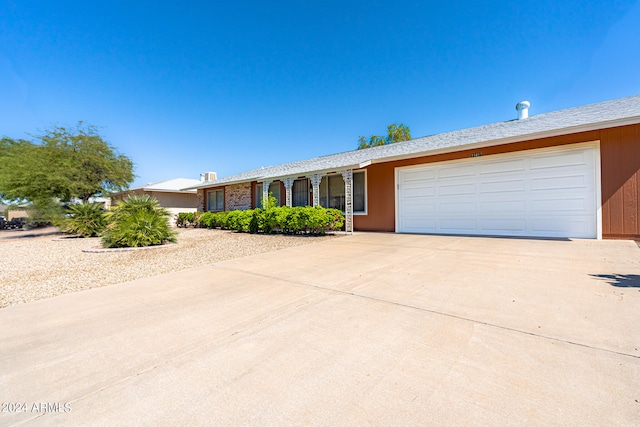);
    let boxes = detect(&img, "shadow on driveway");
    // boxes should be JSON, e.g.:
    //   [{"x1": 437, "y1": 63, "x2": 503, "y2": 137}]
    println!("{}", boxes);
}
[{"x1": 590, "y1": 274, "x2": 640, "y2": 288}]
